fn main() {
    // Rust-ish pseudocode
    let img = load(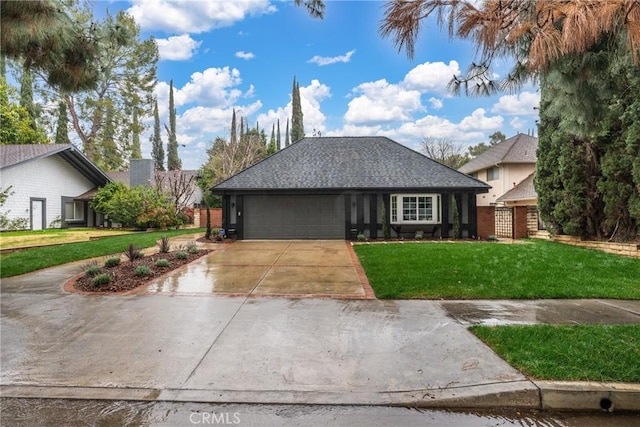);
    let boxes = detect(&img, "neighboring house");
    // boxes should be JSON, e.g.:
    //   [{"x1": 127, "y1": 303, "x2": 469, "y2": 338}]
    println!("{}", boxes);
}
[
  {"x1": 212, "y1": 136, "x2": 490, "y2": 240},
  {"x1": 458, "y1": 133, "x2": 542, "y2": 238},
  {"x1": 458, "y1": 133, "x2": 538, "y2": 207},
  {"x1": 0, "y1": 144, "x2": 110, "y2": 230},
  {"x1": 107, "y1": 159, "x2": 203, "y2": 210}
]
